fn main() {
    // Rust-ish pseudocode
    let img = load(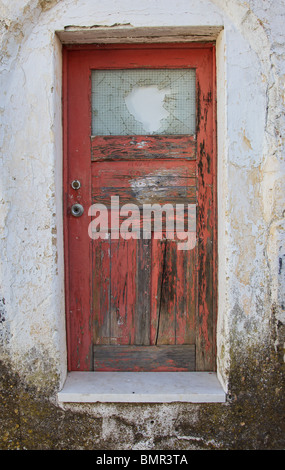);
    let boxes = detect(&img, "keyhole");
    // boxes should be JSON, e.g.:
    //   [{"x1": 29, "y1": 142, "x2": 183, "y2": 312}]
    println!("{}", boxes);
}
[{"x1": 71, "y1": 180, "x2": 81, "y2": 190}]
